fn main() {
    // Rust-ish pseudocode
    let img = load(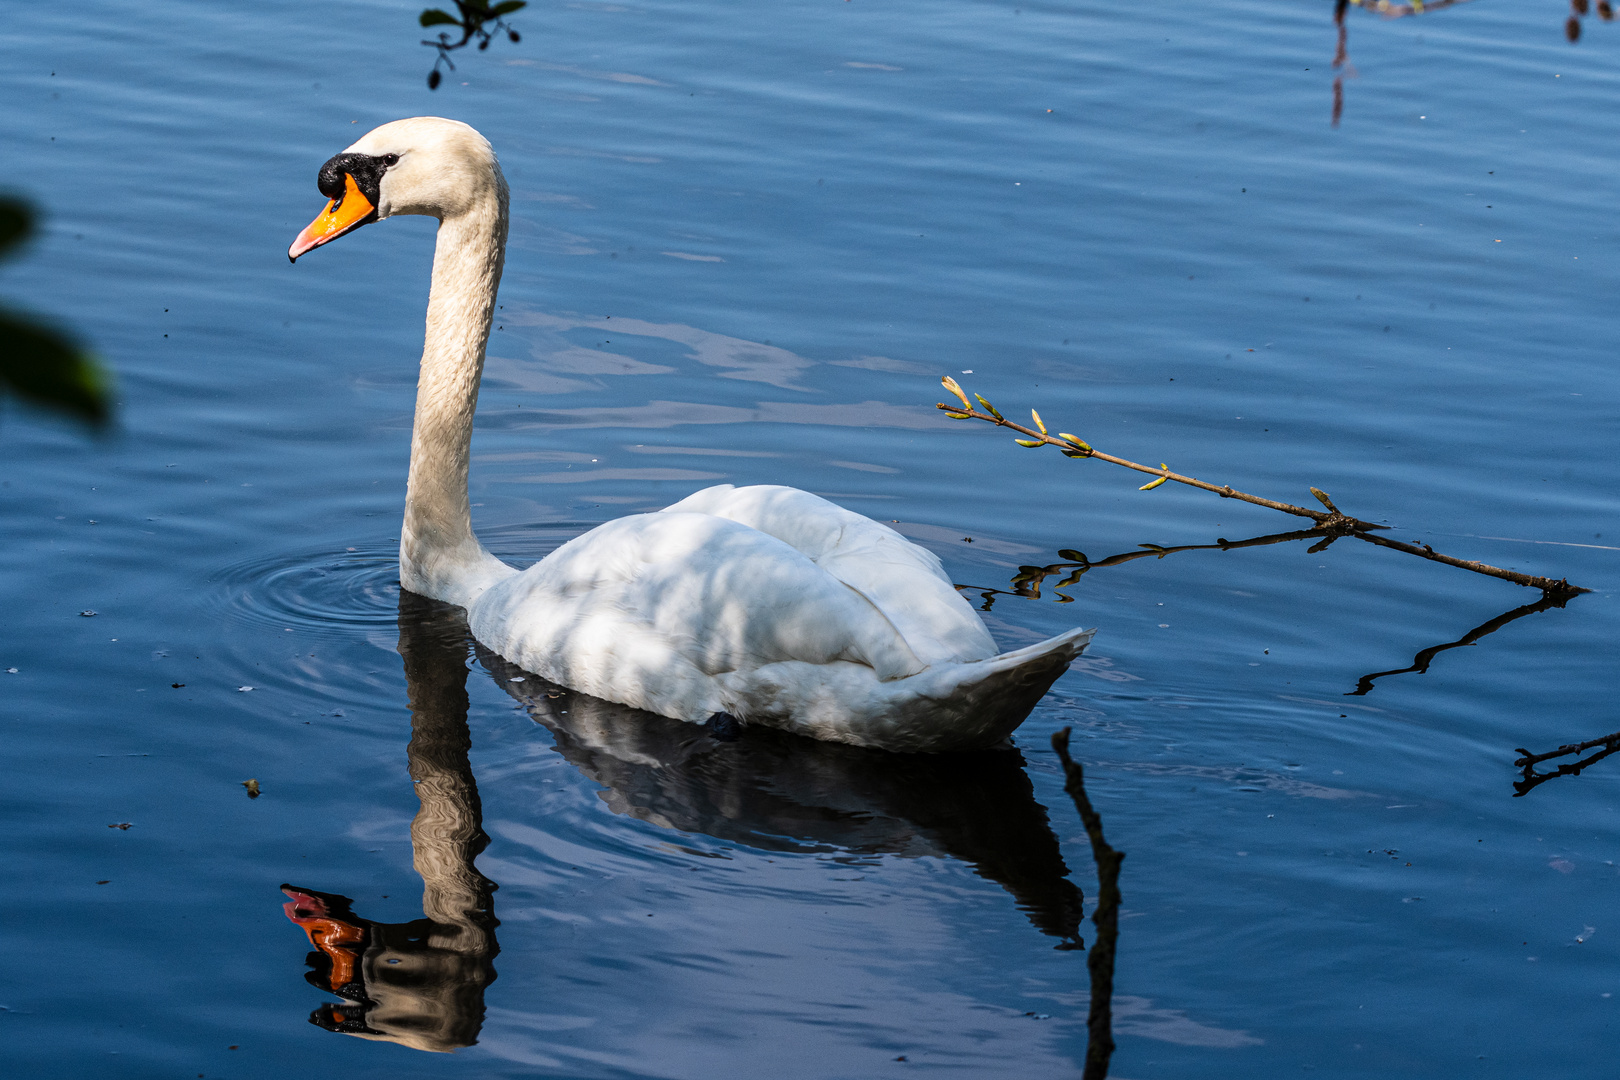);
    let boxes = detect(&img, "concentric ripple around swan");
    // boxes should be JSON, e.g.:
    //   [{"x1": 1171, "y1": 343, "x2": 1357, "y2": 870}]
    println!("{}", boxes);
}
[
  {"x1": 208, "y1": 544, "x2": 403, "y2": 639},
  {"x1": 208, "y1": 524, "x2": 595, "y2": 640}
]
